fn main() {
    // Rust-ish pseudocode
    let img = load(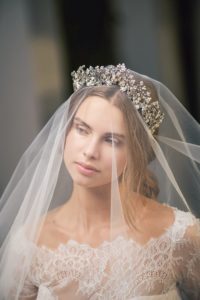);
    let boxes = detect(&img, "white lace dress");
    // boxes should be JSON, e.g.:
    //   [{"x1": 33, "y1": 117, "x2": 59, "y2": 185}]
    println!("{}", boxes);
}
[{"x1": 10, "y1": 209, "x2": 200, "y2": 299}]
